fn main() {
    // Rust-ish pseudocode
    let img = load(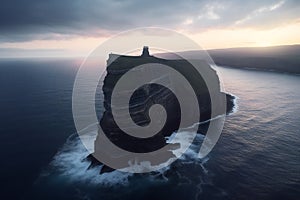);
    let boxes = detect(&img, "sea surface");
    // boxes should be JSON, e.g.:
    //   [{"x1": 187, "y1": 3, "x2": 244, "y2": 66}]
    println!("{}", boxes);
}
[{"x1": 0, "y1": 58, "x2": 299, "y2": 200}]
